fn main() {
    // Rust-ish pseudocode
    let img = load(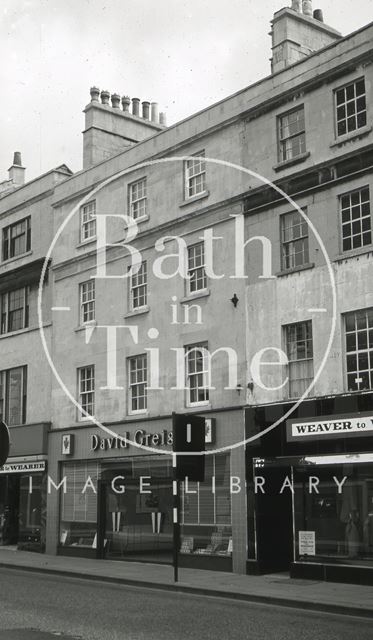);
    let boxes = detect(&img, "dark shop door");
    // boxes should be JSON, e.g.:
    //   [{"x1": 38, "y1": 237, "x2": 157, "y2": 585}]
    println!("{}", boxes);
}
[{"x1": 255, "y1": 466, "x2": 293, "y2": 573}]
